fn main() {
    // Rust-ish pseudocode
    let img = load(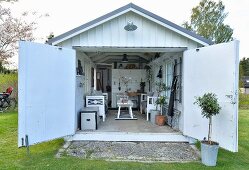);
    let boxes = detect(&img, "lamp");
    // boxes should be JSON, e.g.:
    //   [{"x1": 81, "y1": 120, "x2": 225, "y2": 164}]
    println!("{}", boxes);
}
[
  {"x1": 157, "y1": 66, "x2": 162, "y2": 78},
  {"x1": 122, "y1": 54, "x2": 128, "y2": 62},
  {"x1": 124, "y1": 21, "x2": 137, "y2": 31}
]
